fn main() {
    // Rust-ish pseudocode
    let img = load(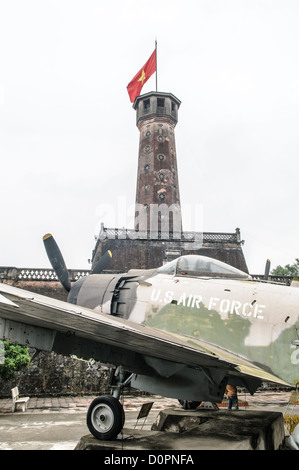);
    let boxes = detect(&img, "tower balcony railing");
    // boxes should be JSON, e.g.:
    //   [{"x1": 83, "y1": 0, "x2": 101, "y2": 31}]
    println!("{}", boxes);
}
[{"x1": 97, "y1": 226, "x2": 241, "y2": 244}]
